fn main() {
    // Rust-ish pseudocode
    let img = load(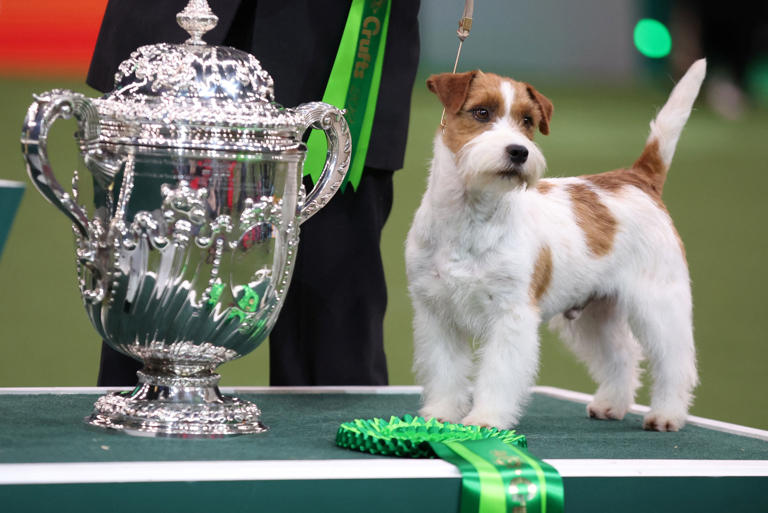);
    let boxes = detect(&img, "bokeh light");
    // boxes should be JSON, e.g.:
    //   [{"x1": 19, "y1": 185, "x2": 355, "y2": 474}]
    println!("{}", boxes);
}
[{"x1": 633, "y1": 18, "x2": 672, "y2": 59}]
